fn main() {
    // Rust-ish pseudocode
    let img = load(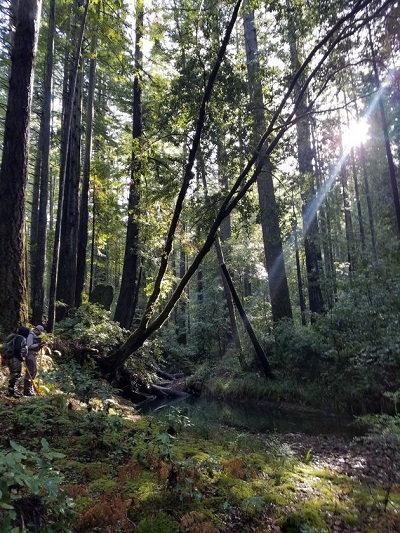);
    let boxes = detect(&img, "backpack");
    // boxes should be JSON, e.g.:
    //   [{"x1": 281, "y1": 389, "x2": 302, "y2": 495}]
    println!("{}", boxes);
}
[{"x1": 2, "y1": 334, "x2": 24, "y2": 362}]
